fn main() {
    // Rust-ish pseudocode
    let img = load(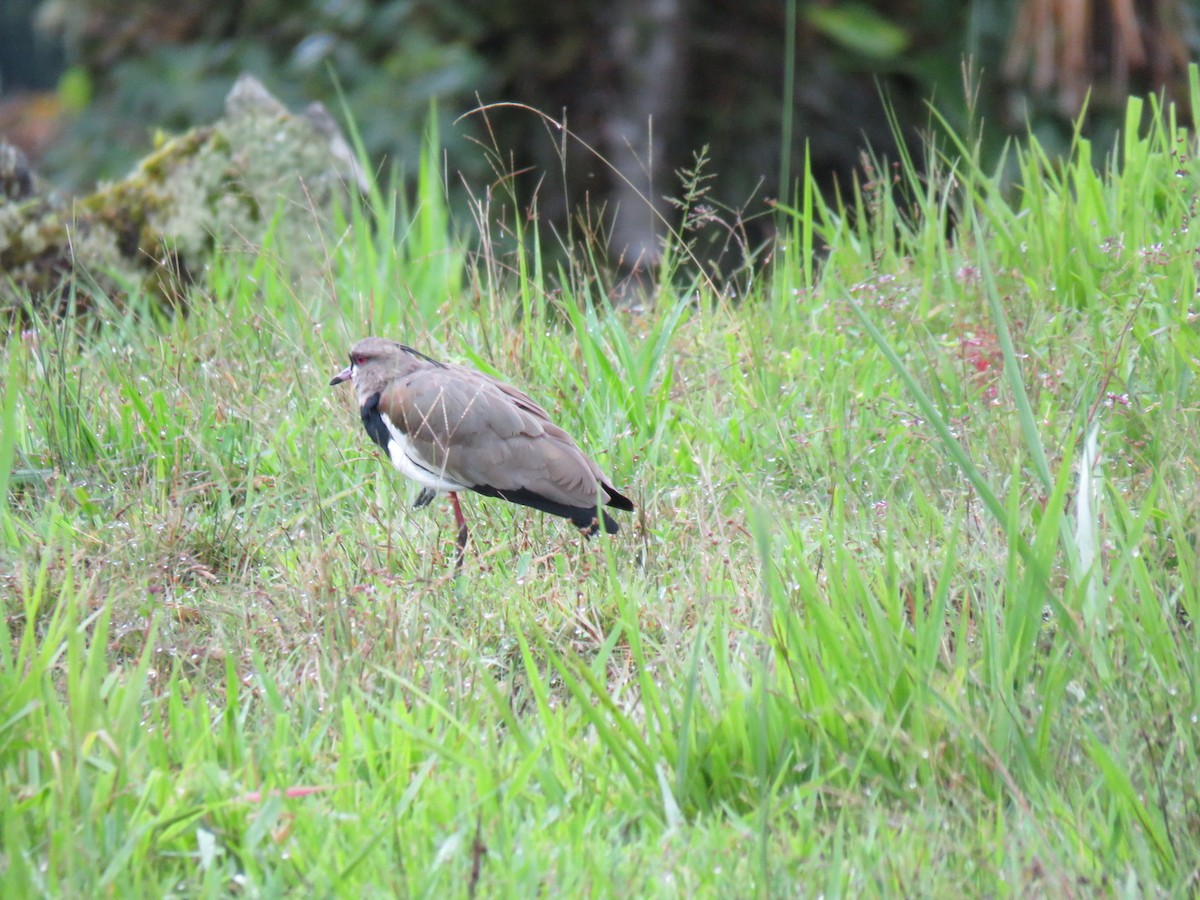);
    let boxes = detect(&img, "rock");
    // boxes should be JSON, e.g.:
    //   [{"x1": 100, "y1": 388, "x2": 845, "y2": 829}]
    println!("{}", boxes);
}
[
  {"x1": 0, "y1": 74, "x2": 365, "y2": 315},
  {"x1": 0, "y1": 143, "x2": 38, "y2": 202}
]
